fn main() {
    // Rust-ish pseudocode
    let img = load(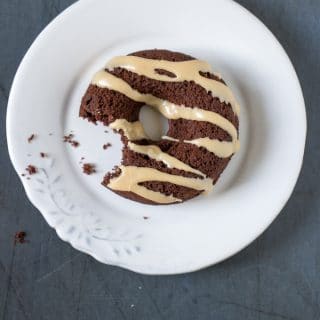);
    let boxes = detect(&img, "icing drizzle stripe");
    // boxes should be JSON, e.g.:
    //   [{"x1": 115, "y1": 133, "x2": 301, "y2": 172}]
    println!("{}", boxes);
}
[
  {"x1": 162, "y1": 136, "x2": 240, "y2": 158},
  {"x1": 92, "y1": 71, "x2": 238, "y2": 142},
  {"x1": 106, "y1": 56, "x2": 240, "y2": 115},
  {"x1": 108, "y1": 166, "x2": 213, "y2": 204},
  {"x1": 128, "y1": 142, "x2": 206, "y2": 177}
]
